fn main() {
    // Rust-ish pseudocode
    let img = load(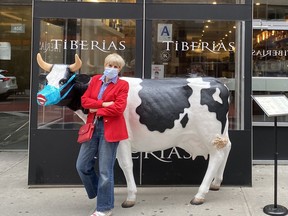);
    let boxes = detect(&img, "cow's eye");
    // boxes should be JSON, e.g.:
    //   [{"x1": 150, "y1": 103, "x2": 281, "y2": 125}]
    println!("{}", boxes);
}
[
  {"x1": 39, "y1": 73, "x2": 48, "y2": 85},
  {"x1": 59, "y1": 79, "x2": 67, "y2": 86}
]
